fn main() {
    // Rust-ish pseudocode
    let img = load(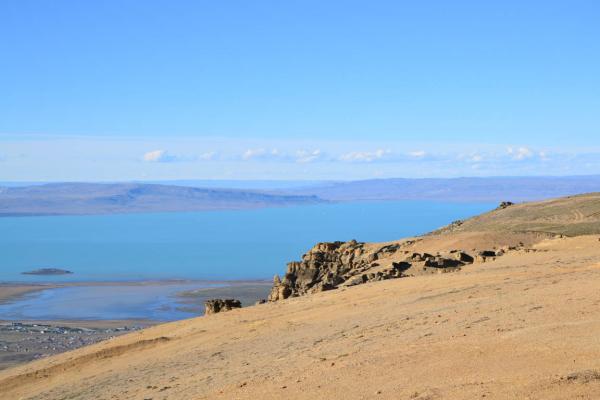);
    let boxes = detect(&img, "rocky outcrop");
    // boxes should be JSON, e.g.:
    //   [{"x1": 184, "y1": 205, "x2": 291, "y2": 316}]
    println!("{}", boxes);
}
[
  {"x1": 268, "y1": 240, "x2": 372, "y2": 301},
  {"x1": 267, "y1": 239, "x2": 509, "y2": 302},
  {"x1": 204, "y1": 299, "x2": 242, "y2": 315},
  {"x1": 476, "y1": 250, "x2": 497, "y2": 262},
  {"x1": 497, "y1": 201, "x2": 515, "y2": 209}
]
